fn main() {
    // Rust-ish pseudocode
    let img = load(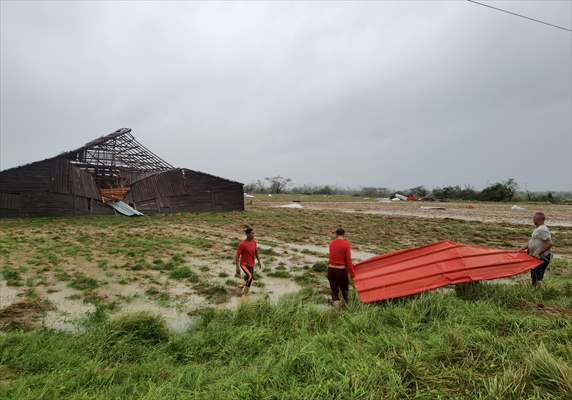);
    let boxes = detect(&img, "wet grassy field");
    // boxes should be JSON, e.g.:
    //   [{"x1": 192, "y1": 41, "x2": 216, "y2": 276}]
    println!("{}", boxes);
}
[{"x1": 1, "y1": 203, "x2": 571, "y2": 399}]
